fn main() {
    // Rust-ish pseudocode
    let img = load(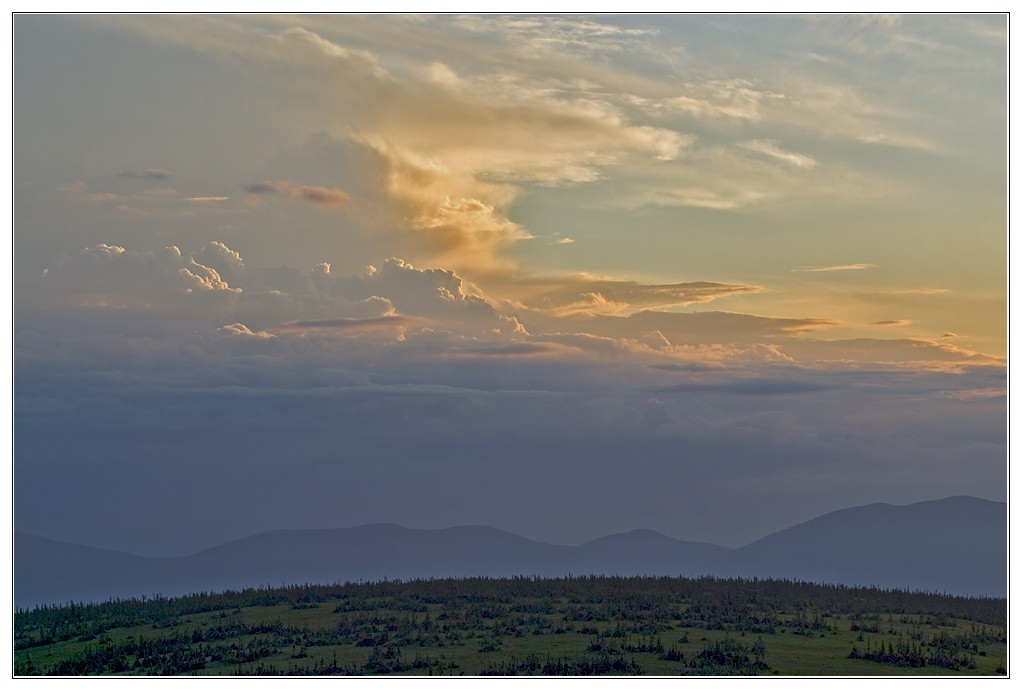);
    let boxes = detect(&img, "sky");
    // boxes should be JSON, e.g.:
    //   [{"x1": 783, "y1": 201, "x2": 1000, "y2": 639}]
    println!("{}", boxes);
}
[{"x1": 11, "y1": 14, "x2": 1007, "y2": 557}]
